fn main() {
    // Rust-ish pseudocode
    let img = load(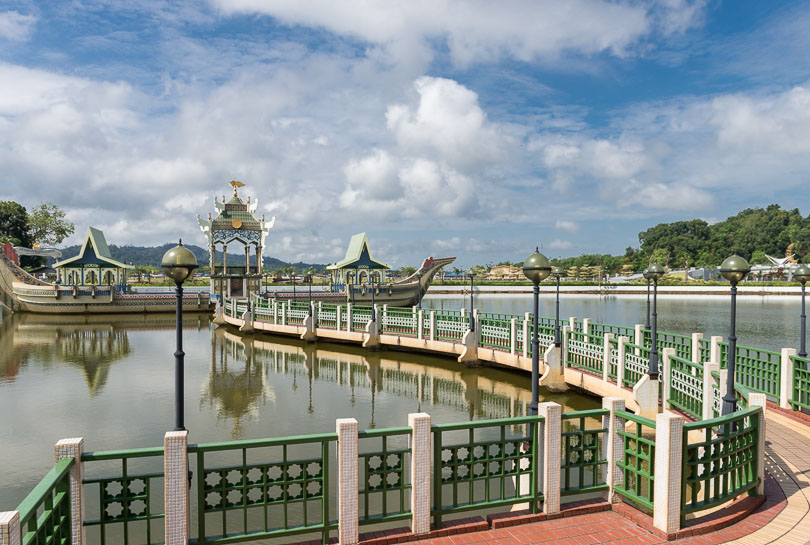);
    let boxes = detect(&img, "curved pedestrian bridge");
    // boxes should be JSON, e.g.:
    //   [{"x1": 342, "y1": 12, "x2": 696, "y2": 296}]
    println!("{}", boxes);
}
[{"x1": 4, "y1": 298, "x2": 810, "y2": 545}]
